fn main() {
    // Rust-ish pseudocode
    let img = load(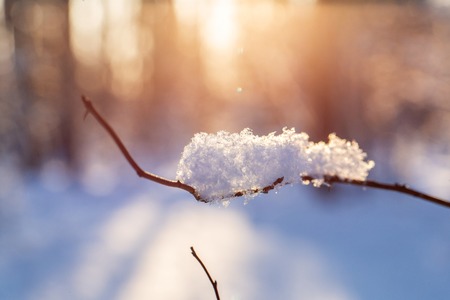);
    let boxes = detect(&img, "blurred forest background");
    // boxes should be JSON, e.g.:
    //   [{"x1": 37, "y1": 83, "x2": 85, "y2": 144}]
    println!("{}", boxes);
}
[
  {"x1": 1, "y1": 0, "x2": 449, "y2": 183},
  {"x1": 1, "y1": 1, "x2": 450, "y2": 299}
]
